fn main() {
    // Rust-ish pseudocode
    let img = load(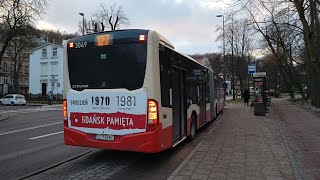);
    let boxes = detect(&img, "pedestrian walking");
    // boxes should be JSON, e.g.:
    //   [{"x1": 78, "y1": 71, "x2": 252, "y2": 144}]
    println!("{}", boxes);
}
[
  {"x1": 48, "y1": 91, "x2": 53, "y2": 105},
  {"x1": 243, "y1": 88, "x2": 250, "y2": 106}
]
